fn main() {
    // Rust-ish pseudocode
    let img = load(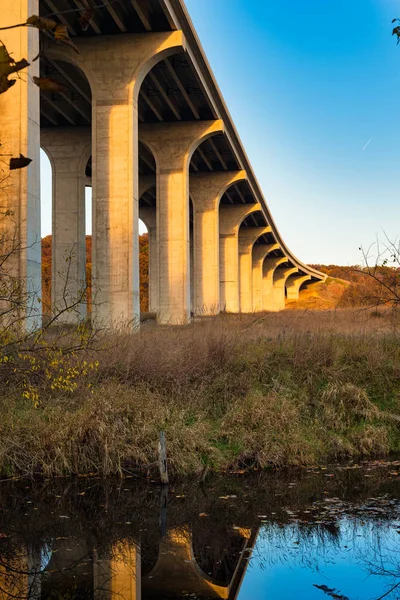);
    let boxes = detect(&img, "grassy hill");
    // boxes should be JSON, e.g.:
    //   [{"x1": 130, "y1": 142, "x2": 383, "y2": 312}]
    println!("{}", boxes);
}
[{"x1": 292, "y1": 264, "x2": 400, "y2": 310}]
